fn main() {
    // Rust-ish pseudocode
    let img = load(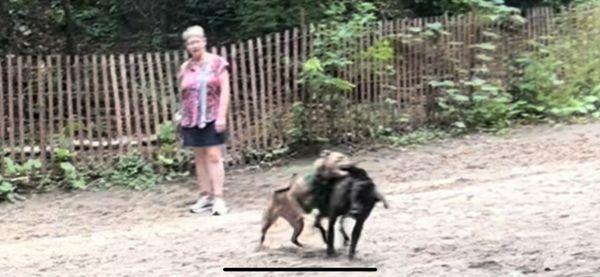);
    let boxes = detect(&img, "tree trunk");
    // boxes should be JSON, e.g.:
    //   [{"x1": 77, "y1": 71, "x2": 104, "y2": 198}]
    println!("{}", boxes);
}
[
  {"x1": 60, "y1": 0, "x2": 76, "y2": 54},
  {"x1": 0, "y1": 0, "x2": 12, "y2": 53}
]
